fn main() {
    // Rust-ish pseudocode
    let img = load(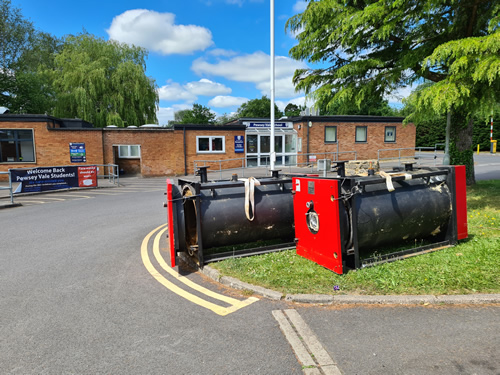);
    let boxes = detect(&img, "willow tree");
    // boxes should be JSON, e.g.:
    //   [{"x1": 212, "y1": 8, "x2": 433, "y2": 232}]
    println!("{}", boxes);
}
[
  {"x1": 50, "y1": 33, "x2": 158, "y2": 127},
  {"x1": 287, "y1": 0, "x2": 500, "y2": 184}
]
